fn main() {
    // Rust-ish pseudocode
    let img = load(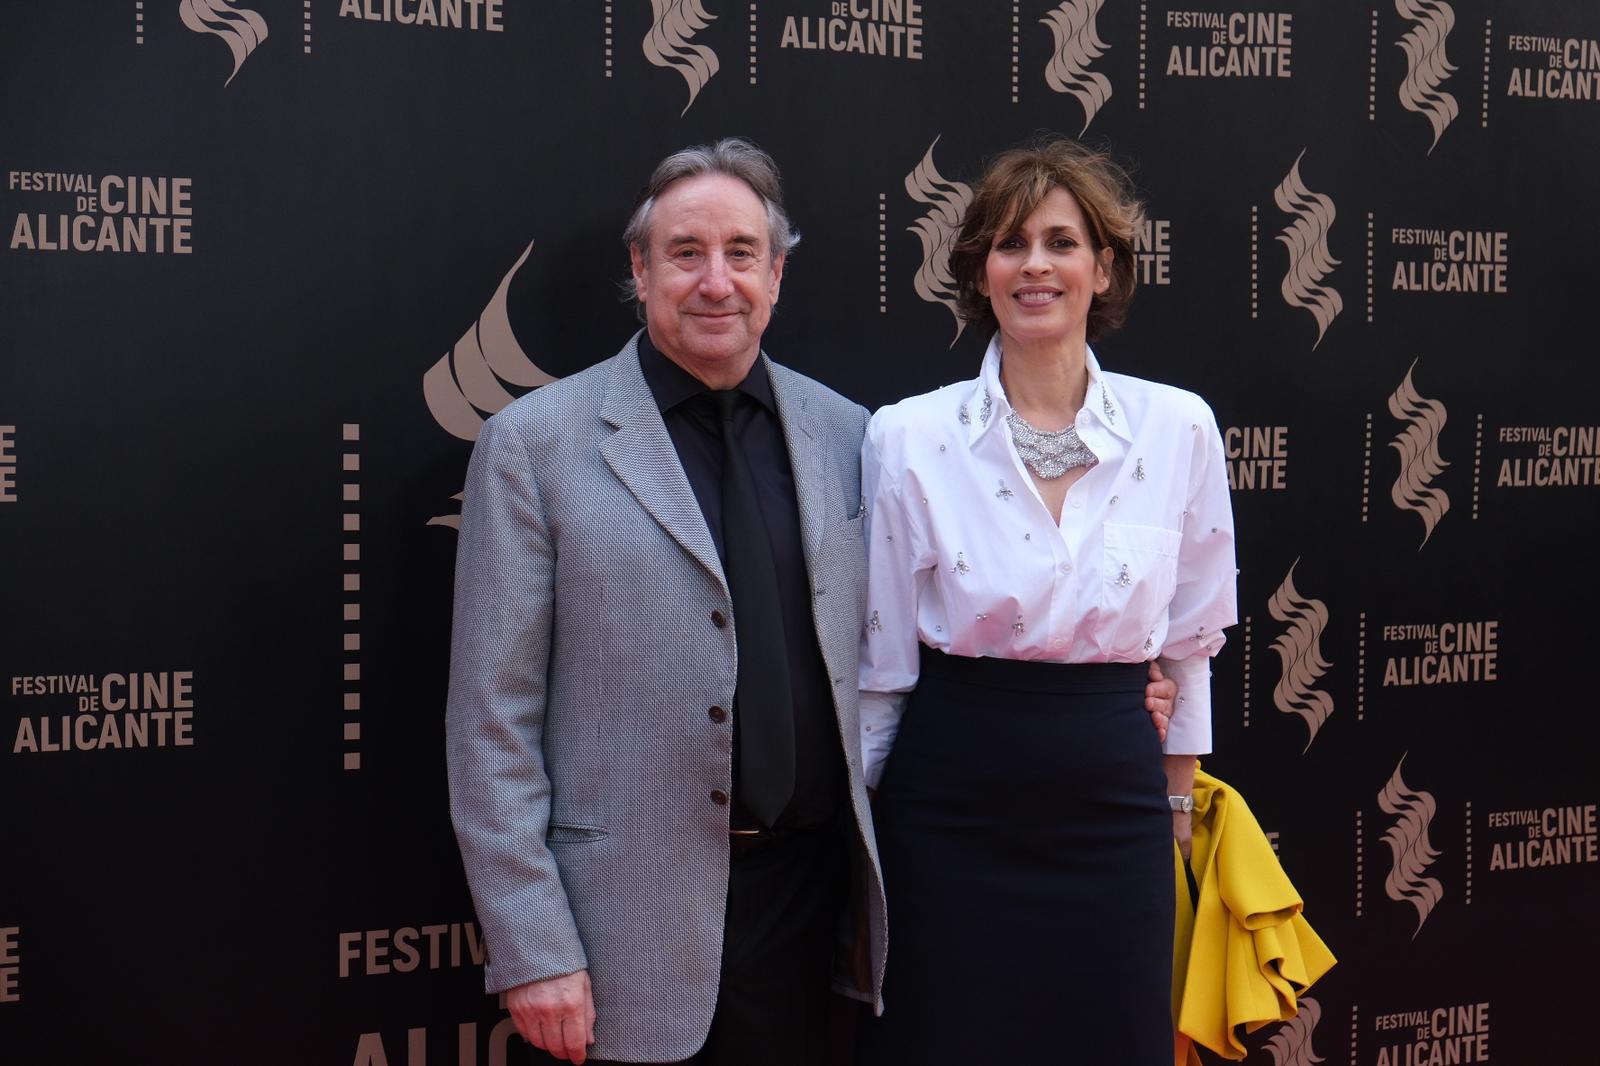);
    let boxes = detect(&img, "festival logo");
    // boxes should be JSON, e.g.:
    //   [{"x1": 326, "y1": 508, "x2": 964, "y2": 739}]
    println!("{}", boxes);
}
[
  {"x1": 644, "y1": 0, "x2": 720, "y2": 115},
  {"x1": 1263, "y1": 997, "x2": 1324, "y2": 1066},
  {"x1": 1162, "y1": 9, "x2": 1293, "y2": 78},
  {"x1": 179, "y1": 0, "x2": 269, "y2": 87},
  {"x1": 1378, "y1": 754, "x2": 1444, "y2": 938},
  {"x1": 422, "y1": 242, "x2": 556, "y2": 527},
  {"x1": 1491, "y1": 423, "x2": 1600, "y2": 488},
  {"x1": 337, "y1": 0, "x2": 505, "y2": 31},
  {"x1": 1504, "y1": 31, "x2": 1600, "y2": 102},
  {"x1": 1389, "y1": 227, "x2": 1509, "y2": 294},
  {"x1": 1395, "y1": 0, "x2": 1459, "y2": 154},
  {"x1": 1376, "y1": 619, "x2": 1499, "y2": 687},
  {"x1": 7, "y1": 170, "x2": 195, "y2": 255},
  {"x1": 1133, "y1": 215, "x2": 1172, "y2": 286},
  {"x1": 1225, "y1": 424, "x2": 1288, "y2": 490},
  {"x1": 1041, "y1": 0, "x2": 1112, "y2": 135},
  {"x1": 9, "y1": 671, "x2": 198, "y2": 754},
  {"x1": 904, "y1": 137, "x2": 972, "y2": 347},
  {"x1": 1387, "y1": 360, "x2": 1449, "y2": 549},
  {"x1": 1485, "y1": 801, "x2": 1599, "y2": 873},
  {"x1": 339, "y1": 922, "x2": 488, "y2": 977},
  {"x1": 1273, "y1": 151, "x2": 1341, "y2": 349},
  {"x1": 777, "y1": 2, "x2": 926, "y2": 60},
  {"x1": 1372, "y1": 1002, "x2": 1491, "y2": 1064},
  {"x1": 1267, "y1": 559, "x2": 1333, "y2": 752}
]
